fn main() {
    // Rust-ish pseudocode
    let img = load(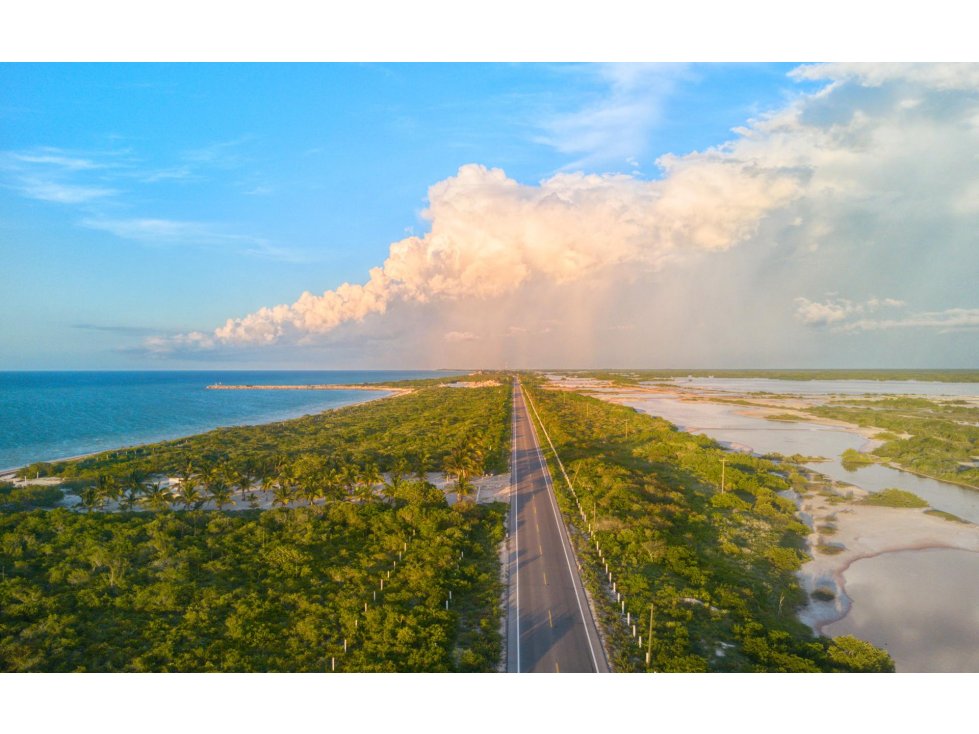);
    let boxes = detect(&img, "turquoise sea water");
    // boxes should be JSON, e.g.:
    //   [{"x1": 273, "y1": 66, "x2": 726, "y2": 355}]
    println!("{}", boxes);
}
[{"x1": 0, "y1": 371, "x2": 456, "y2": 470}]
